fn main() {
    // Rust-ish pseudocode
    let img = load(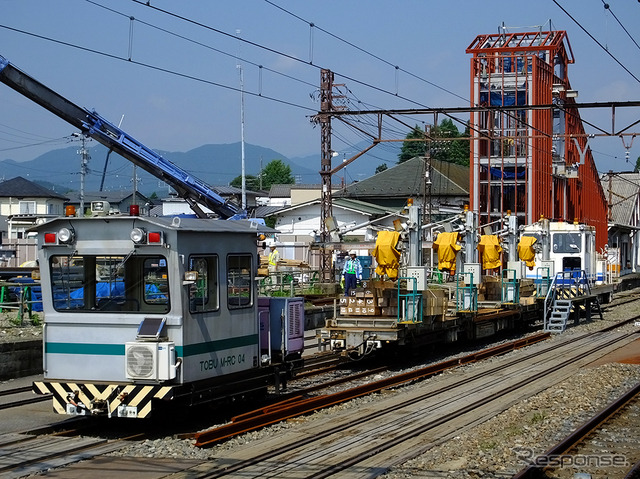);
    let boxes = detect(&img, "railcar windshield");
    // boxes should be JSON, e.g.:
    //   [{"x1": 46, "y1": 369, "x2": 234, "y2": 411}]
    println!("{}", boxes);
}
[
  {"x1": 49, "y1": 254, "x2": 170, "y2": 313},
  {"x1": 552, "y1": 233, "x2": 582, "y2": 254}
]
